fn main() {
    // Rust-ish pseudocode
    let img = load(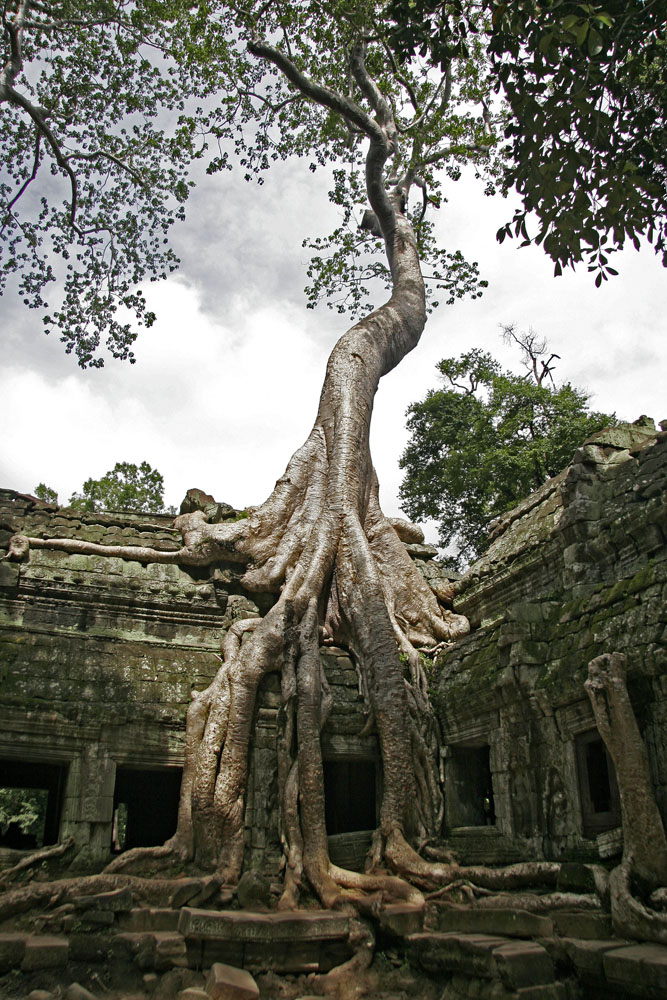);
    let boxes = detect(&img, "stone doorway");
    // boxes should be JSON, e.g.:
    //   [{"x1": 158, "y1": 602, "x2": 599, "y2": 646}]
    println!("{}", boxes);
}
[
  {"x1": 111, "y1": 766, "x2": 182, "y2": 852},
  {"x1": 323, "y1": 759, "x2": 377, "y2": 835},
  {"x1": 575, "y1": 730, "x2": 621, "y2": 839},
  {"x1": 0, "y1": 759, "x2": 67, "y2": 850},
  {"x1": 447, "y1": 745, "x2": 496, "y2": 828}
]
